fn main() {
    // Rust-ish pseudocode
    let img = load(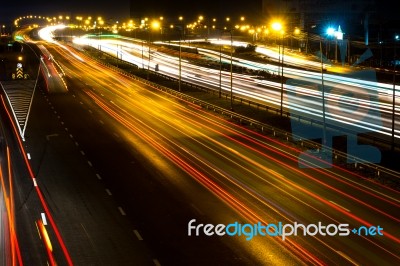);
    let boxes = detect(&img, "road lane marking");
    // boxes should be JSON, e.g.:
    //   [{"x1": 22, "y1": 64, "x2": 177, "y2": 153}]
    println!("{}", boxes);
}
[
  {"x1": 27, "y1": 153, "x2": 31, "y2": 160},
  {"x1": 118, "y1": 207, "x2": 126, "y2": 216},
  {"x1": 133, "y1": 230, "x2": 143, "y2": 240},
  {"x1": 105, "y1": 189, "x2": 112, "y2": 196},
  {"x1": 33, "y1": 178, "x2": 37, "y2": 187},
  {"x1": 46, "y1": 134, "x2": 59, "y2": 140},
  {"x1": 153, "y1": 259, "x2": 161, "y2": 266},
  {"x1": 80, "y1": 150, "x2": 85, "y2": 155},
  {"x1": 41, "y1": 213, "x2": 47, "y2": 225},
  {"x1": 99, "y1": 120, "x2": 104, "y2": 125},
  {"x1": 75, "y1": 141, "x2": 79, "y2": 147},
  {"x1": 69, "y1": 134, "x2": 73, "y2": 139},
  {"x1": 96, "y1": 174, "x2": 102, "y2": 180},
  {"x1": 329, "y1": 200, "x2": 351, "y2": 212},
  {"x1": 88, "y1": 161, "x2": 93, "y2": 167}
]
